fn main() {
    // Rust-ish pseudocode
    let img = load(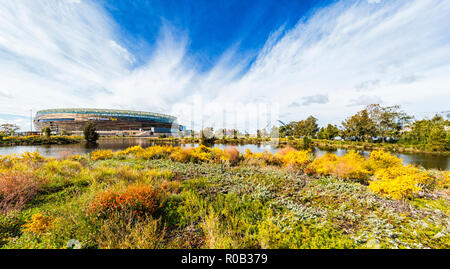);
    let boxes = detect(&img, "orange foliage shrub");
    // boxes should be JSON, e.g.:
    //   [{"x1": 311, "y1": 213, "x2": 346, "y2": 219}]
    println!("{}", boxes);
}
[
  {"x1": 0, "y1": 172, "x2": 41, "y2": 214},
  {"x1": 243, "y1": 149, "x2": 282, "y2": 166},
  {"x1": 169, "y1": 148, "x2": 191, "y2": 163},
  {"x1": 89, "y1": 185, "x2": 163, "y2": 219},
  {"x1": 224, "y1": 147, "x2": 241, "y2": 165}
]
